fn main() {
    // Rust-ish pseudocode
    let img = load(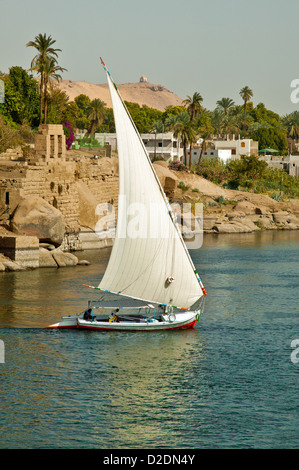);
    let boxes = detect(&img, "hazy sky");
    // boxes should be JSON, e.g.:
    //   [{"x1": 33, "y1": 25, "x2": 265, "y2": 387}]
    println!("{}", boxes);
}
[{"x1": 1, "y1": 0, "x2": 299, "y2": 115}]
